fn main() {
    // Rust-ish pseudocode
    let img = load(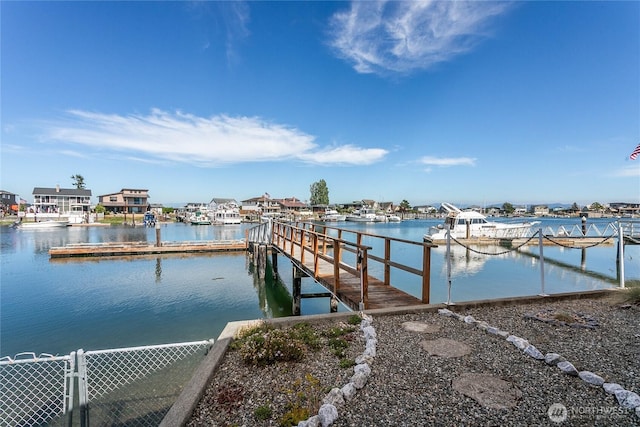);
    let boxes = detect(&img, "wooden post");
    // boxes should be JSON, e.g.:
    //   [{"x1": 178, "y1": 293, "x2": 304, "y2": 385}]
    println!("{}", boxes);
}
[
  {"x1": 333, "y1": 238, "x2": 341, "y2": 292},
  {"x1": 292, "y1": 267, "x2": 302, "y2": 315},
  {"x1": 155, "y1": 221, "x2": 162, "y2": 247},
  {"x1": 422, "y1": 244, "x2": 431, "y2": 303},
  {"x1": 271, "y1": 251, "x2": 278, "y2": 275},
  {"x1": 384, "y1": 238, "x2": 391, "y2": 286},
  {"x1": 258, "y1": 245, "x2": 267, "y2": 278}
]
